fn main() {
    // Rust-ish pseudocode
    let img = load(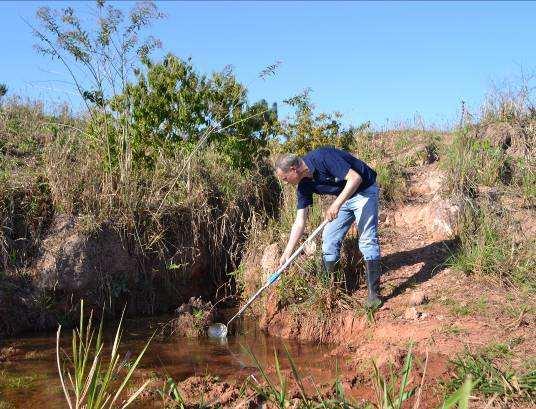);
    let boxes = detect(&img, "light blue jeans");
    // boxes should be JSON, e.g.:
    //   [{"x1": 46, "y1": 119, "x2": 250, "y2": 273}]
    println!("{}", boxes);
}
[{"x1": 322, "y1": 183, "x2": 380, "y2": 262}]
